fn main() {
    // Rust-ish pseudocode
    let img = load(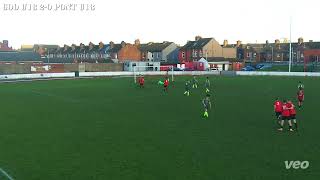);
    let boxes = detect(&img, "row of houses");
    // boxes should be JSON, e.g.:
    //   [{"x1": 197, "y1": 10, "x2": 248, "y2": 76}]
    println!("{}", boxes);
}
[
  {"x1": 18, "y1": 40, "x2": 179, "y2": 64},
  {"x1": 1, "y1": 37, "x2": 320, "y2": 64}
]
